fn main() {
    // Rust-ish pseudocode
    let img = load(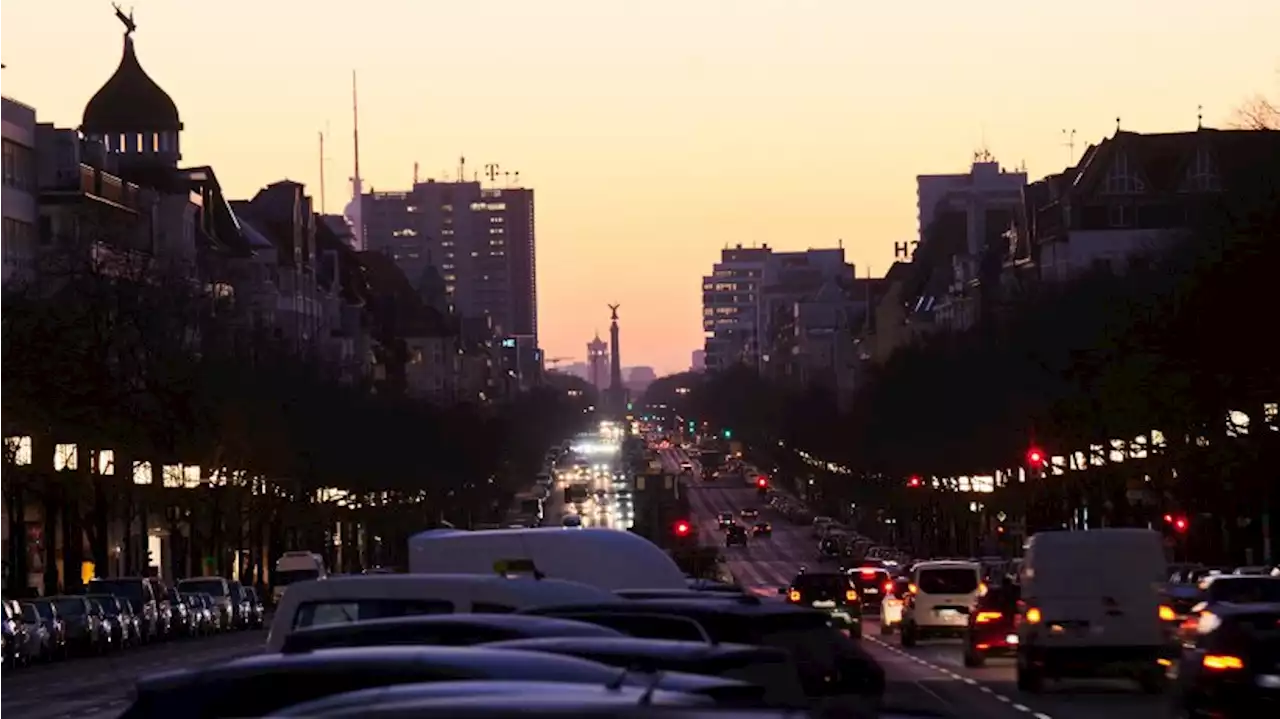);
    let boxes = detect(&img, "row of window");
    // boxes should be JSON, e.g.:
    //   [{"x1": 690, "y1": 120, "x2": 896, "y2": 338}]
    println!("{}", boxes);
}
[{"x1": 2, "y1": 140, "x2": 36, "y2": 191}]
